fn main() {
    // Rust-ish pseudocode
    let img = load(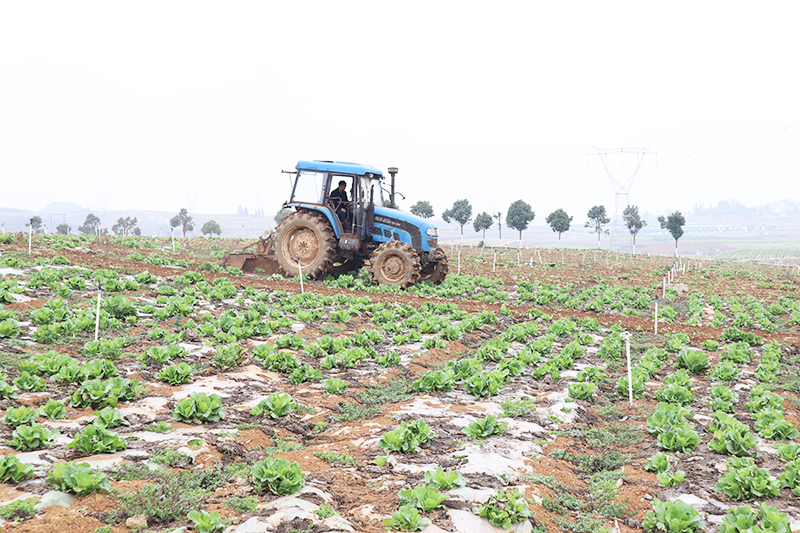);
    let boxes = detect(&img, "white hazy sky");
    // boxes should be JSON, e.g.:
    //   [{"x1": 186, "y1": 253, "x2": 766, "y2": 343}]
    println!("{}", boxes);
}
[{"x1": 2, "y1": 1, "x2": 799, "y2": 224}]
